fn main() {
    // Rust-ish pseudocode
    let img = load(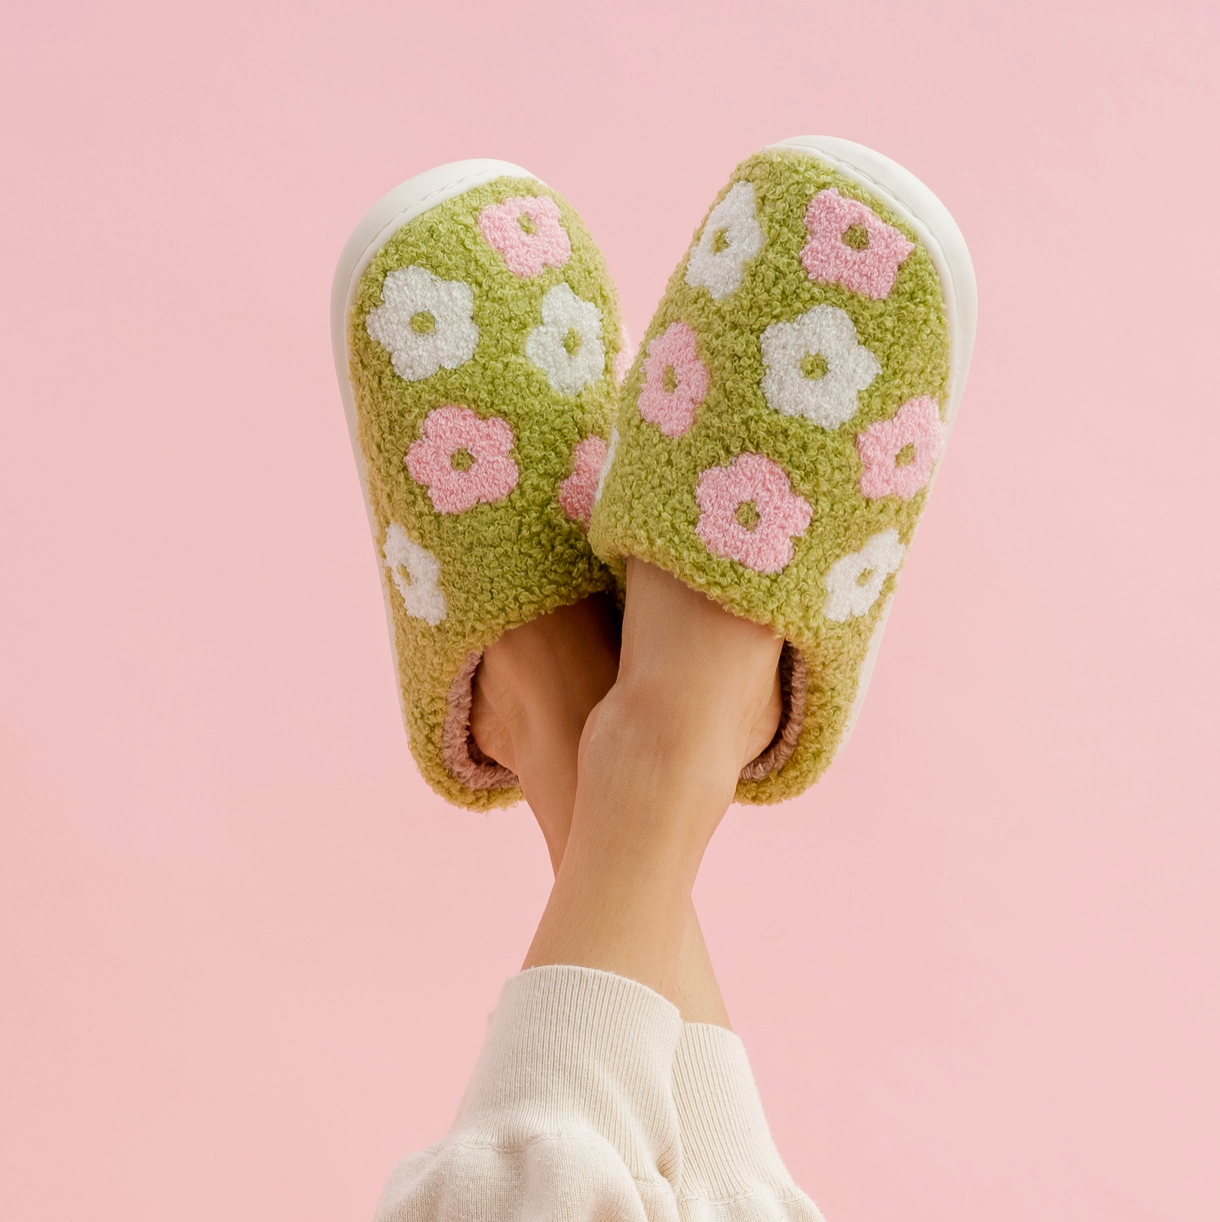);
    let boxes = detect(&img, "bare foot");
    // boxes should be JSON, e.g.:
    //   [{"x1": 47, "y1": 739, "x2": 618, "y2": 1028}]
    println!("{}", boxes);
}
[{"x1": 470, "y1": 594, "x2": 620, "y2": 870}]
